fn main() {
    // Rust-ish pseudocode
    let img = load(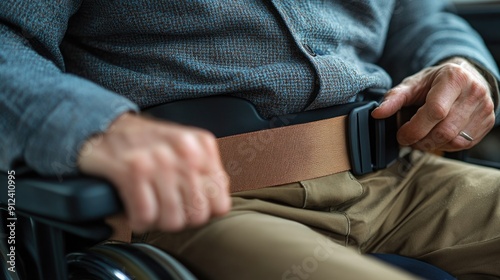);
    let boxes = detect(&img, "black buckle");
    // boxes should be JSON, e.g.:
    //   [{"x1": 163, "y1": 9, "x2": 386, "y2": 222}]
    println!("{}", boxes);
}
[{"x1": 348, "y1": 101, "x2": 399, "y2": 175}]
